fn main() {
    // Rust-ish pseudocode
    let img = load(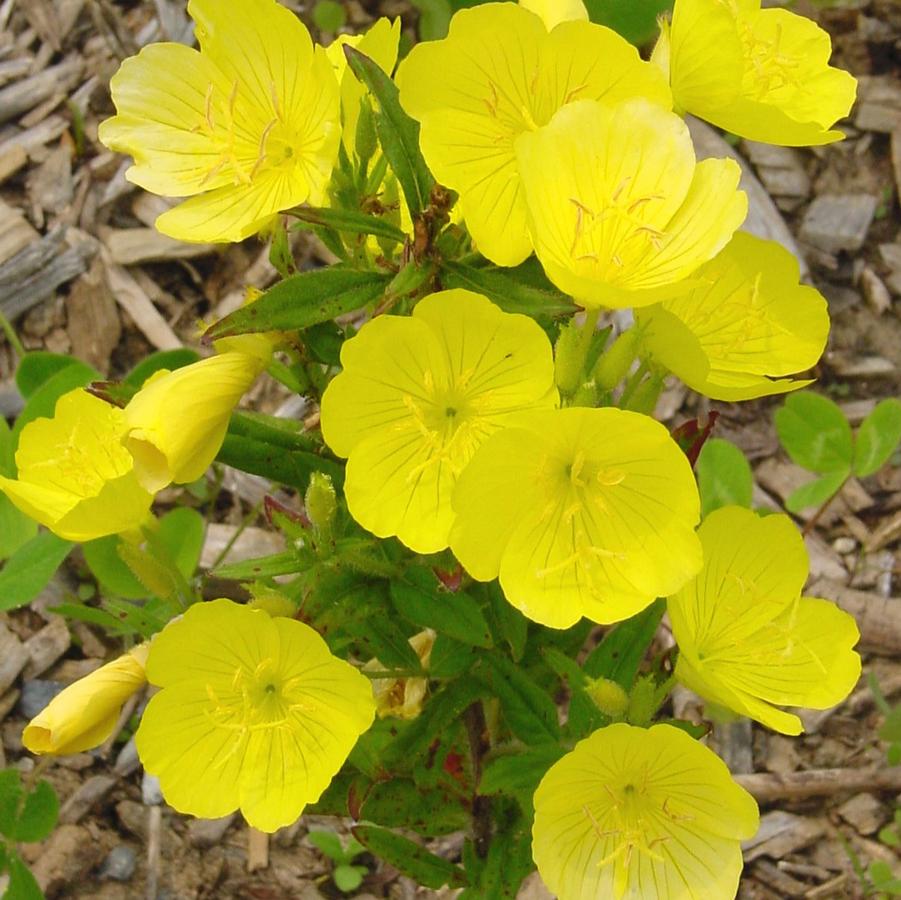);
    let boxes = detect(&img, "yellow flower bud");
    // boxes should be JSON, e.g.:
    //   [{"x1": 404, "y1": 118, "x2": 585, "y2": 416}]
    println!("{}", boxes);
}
[
  {"x1": 124, "y1": 352, "x2": 265, "y2": 492},
  {"x1": 248, "y1": 586, "x2": 297, "y2": 618},
  {"x1": 584, "y1": 677, "x2": 628, "y2": 718},
  {"x1": 366, "y1": 629, "x2": 435, "y2": 720},
  {"x1": 23, "y1": 644, "x2": 149, "y2": 755}
]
